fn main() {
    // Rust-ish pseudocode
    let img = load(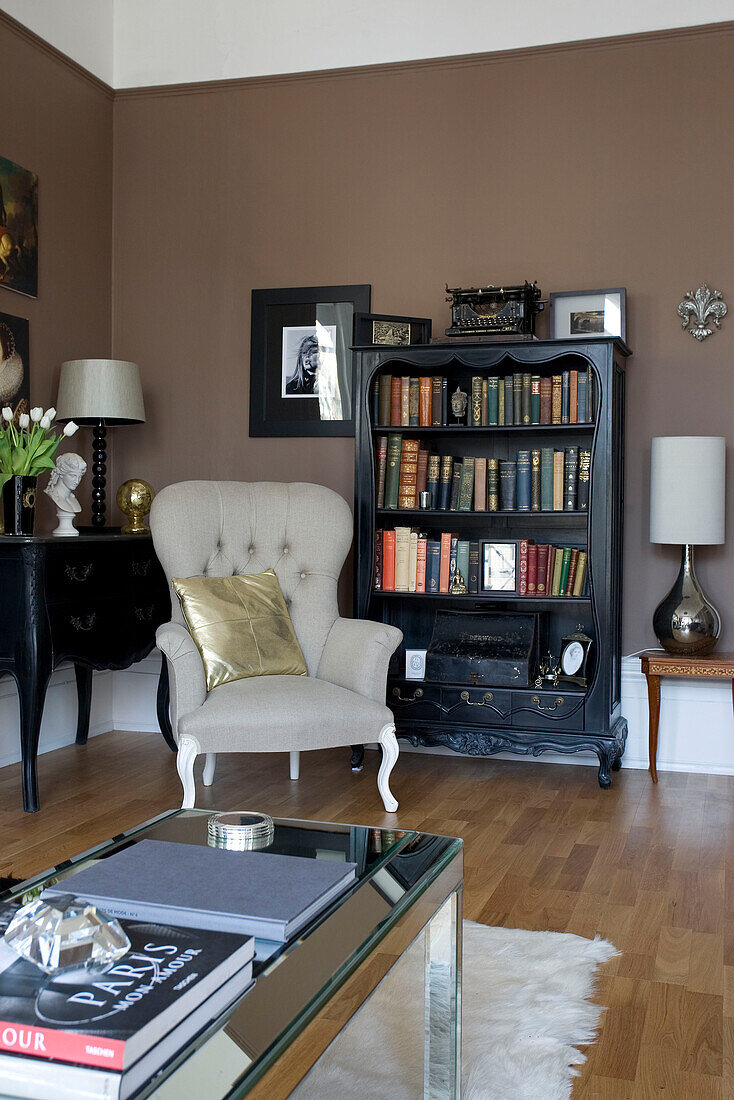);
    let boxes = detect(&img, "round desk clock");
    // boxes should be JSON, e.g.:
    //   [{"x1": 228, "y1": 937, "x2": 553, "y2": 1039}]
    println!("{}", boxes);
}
[{"x1": 558, "y1": 627, "x2": 593, "y2": 688}]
